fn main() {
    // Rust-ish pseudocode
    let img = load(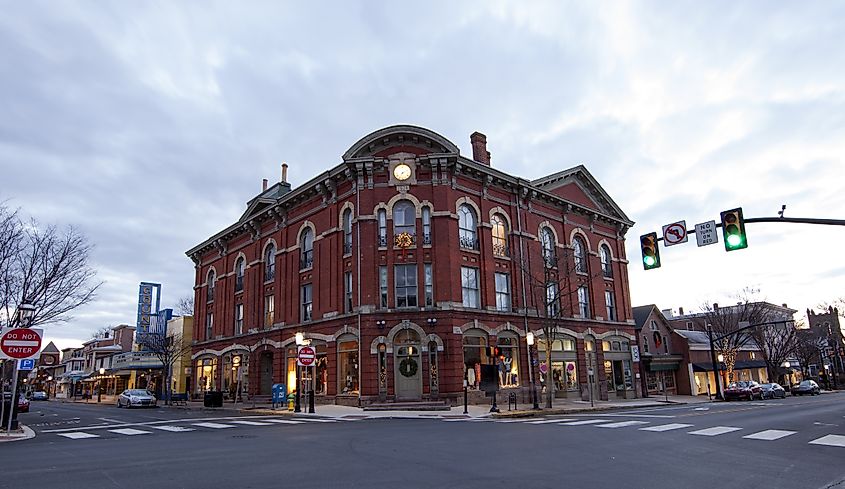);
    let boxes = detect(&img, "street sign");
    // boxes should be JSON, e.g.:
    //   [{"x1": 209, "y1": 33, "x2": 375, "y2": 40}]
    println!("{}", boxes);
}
[
  {"x1": 695, "y1": 220, "x2": 719, "y2": 247},
  {"x1": 297, "y1": 345, "x2": 316, "y2": 367},
  {"x1": 18, "y1": 358, "x2": 35, "y2": 370},
  {"x1": 662, "y1": 221, "x2": 688, "y2": 246},
  {"x1": 0, "y1": 328, "x2": 43, "y2": 360}
]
